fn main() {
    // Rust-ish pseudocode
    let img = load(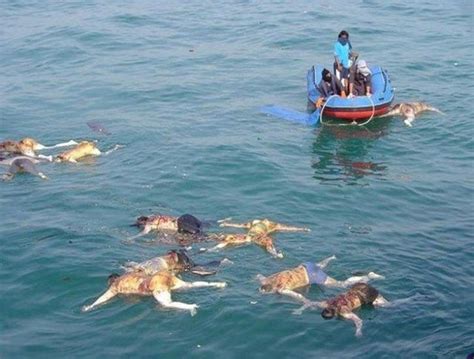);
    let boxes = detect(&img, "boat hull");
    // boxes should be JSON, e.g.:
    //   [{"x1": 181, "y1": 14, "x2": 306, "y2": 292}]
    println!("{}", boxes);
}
[
  {"x1": 324, "y1": 103, "x2": 392, "y2": 120},
  {"x1": 307, "y1": 65, "x2": 394, "y2": 121}
]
